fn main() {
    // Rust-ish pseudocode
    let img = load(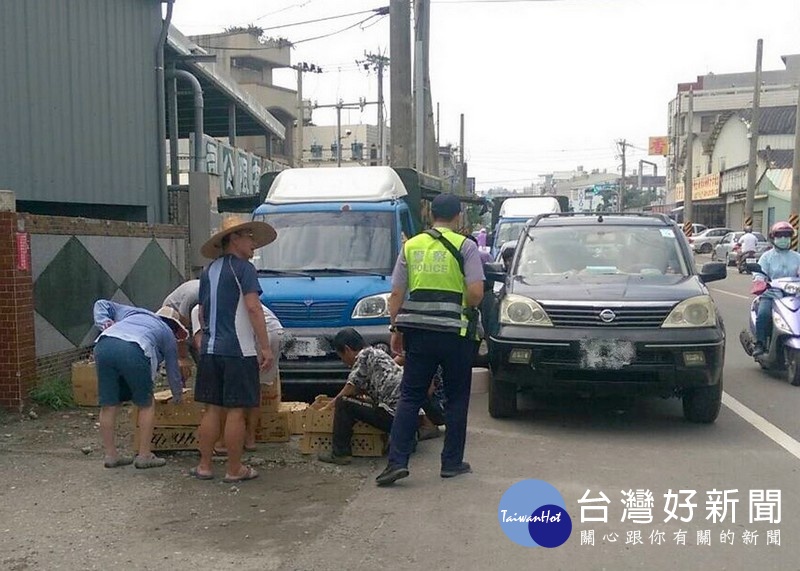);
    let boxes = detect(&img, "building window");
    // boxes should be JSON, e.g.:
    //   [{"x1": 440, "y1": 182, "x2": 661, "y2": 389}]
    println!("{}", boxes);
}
[
  {"x1": 718, "y1": 156, "x2": 726, "y2": 172},
  {"x1": 700, "y1": 115, "x2": 715, "y2": 133}
]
